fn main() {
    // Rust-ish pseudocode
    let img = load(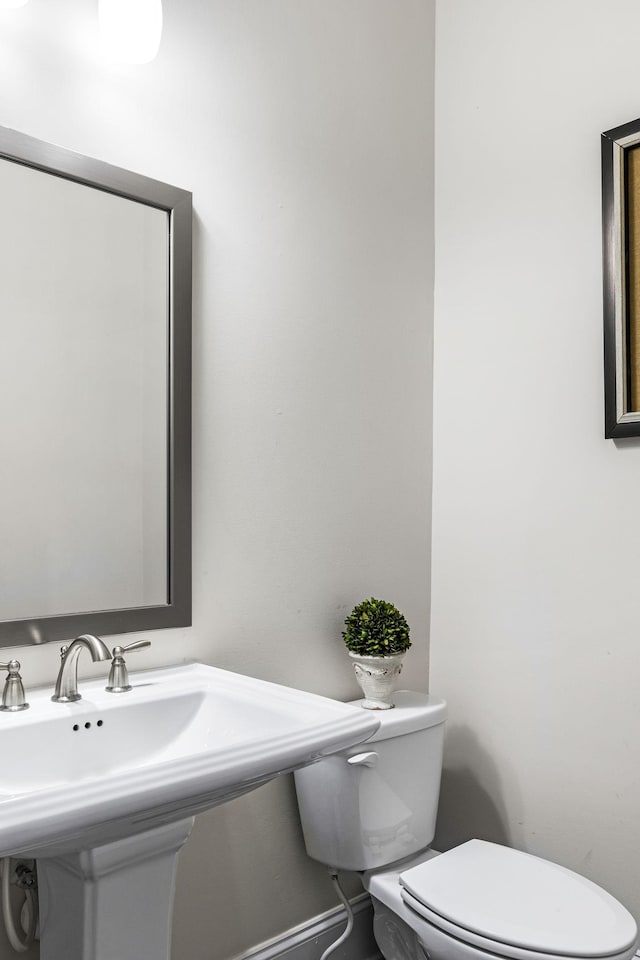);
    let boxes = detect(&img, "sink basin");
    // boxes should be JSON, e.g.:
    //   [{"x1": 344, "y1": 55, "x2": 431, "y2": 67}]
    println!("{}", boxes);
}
[{"x1": 0, "y1": 662, "x2": 379, "y2": 858}]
